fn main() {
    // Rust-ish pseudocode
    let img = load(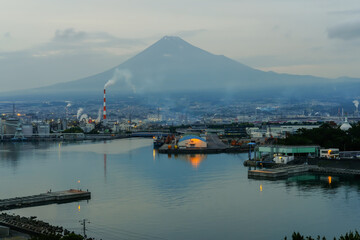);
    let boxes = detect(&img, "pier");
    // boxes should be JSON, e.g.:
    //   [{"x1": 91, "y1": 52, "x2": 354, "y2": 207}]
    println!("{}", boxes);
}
[
  {"x1": 0, "y1": 189, "x2": 91, "y2": 211},
  {"x1": 248, "y1": 165, "x2": 360, "y2": 180}
]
